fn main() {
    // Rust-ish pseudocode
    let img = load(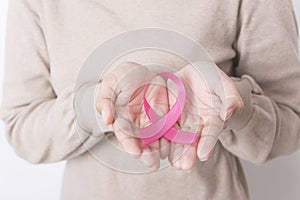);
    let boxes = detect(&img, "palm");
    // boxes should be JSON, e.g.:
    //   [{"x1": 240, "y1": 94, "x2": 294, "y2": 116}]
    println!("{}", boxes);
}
[
  {"x1": 167, "y1": 64, "x2": 243, "y2": 170},
  {"x1": 97, "y1": 62, "x2": 169, "y2": 170}
]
